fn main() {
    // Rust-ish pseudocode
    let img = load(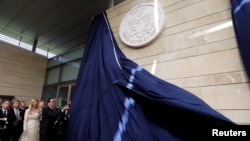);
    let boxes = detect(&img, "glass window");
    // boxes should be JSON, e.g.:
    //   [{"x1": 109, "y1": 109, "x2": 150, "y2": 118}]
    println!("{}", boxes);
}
[
  {"x1": 61, "y1": 48, "x2": 84, "y2": 63},
  {"x1": 42, "y1": 86, "x2": 57, "y2": 102},
  {"x1": 47, "y1": 48, "x2": 84, "y2": 68},
  {"x1": 60, "y1": 60, "x2": 81, "y2": 82},
  {"x1": 43, "y1": 48, "x2": 83, "y2": 102},
  {"x1": 46, "y1": 67, "x2": 60, "y2": 84},
  {"x1": 47, "y1": 57, "x2": 61, "y2": 67},
  {"x1": 57, "y1": 86, "x2": 69, "y2": 107},
  {"x1": 70, "y1": 85, "x2": 75, "y2": 103}
]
